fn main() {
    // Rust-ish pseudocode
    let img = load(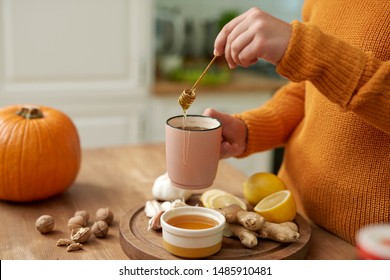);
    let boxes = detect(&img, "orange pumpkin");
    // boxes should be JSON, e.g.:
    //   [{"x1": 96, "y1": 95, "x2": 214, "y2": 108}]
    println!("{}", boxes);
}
[{"x1": 0, "y1": 105, "x2": 81, "y2": 202}]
